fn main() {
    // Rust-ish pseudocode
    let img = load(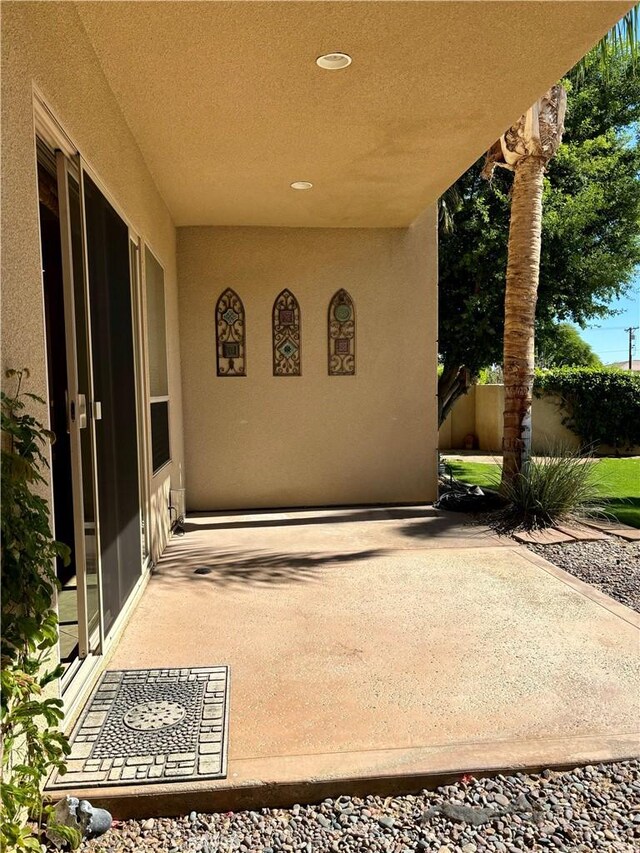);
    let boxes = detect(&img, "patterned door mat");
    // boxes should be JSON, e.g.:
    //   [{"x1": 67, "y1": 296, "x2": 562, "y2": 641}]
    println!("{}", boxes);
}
[{"x1": 49, "y1": 666, "x2": 229, "y2": 789}]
